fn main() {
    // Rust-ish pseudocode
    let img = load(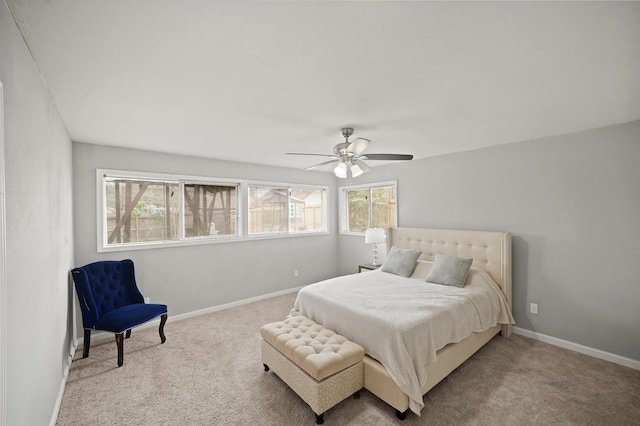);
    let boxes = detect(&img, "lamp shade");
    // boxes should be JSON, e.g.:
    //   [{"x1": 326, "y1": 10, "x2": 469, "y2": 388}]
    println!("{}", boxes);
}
[
  {"x1": 350, "y1": 163, "x2": 363, "y2": 178},
  {"x1": 334, "y1": 162, "x2": 347, "y2": 178},
  {"x1": 365, "y1": 228, "x2": 386, "y2": 244}
]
